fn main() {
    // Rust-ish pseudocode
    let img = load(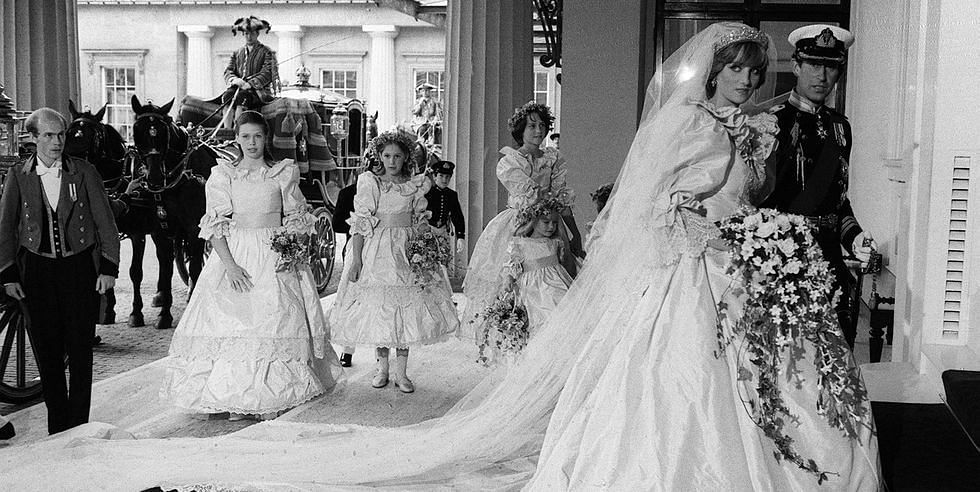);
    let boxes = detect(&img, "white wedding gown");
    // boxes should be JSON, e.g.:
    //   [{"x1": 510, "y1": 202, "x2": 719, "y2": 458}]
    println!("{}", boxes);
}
[{"x1": 0, "y1": 23, "x2": 880, "y2": 492}]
